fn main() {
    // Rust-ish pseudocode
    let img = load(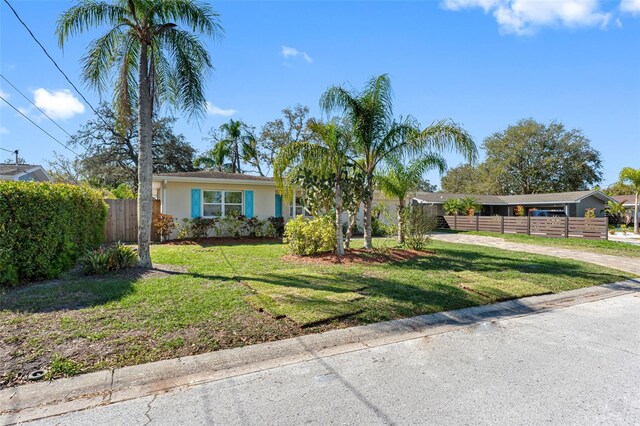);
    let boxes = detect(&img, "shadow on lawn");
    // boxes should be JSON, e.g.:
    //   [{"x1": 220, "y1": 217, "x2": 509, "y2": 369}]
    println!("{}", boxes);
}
[{"x1": 0, "y1": 244, "x2": 627, "y2": 316}]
